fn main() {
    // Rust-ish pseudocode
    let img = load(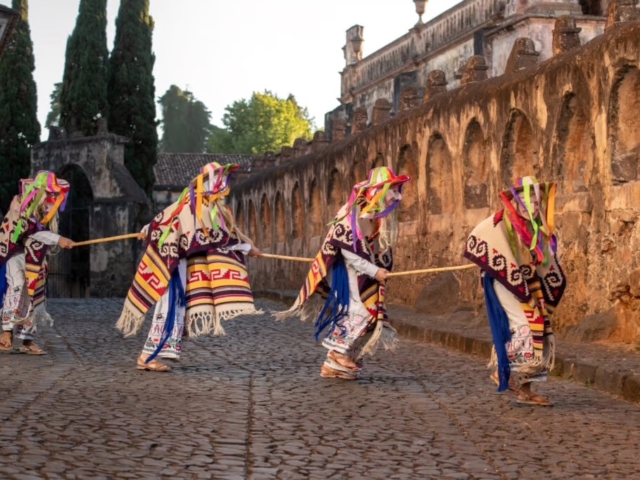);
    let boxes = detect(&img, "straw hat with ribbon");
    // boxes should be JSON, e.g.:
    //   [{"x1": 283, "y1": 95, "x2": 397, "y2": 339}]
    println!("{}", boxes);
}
[
  {"x1": 158, "y1": 162, "x2": 240, "y2": 249},
  {"x1": 499, "y1": 176, "x2": 557, "y2": 265},
  {"x1": 12, "y1": 171, "x2": 70, "y2": 242},
  {"x1": 333, "y1": 166, "x2": 410, "y2": 245}
]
